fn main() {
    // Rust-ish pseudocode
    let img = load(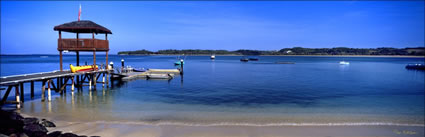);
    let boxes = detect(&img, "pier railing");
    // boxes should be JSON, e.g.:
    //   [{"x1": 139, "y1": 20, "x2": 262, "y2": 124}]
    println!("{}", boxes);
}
[{"x1": 58, "y1": 39, "x2": 109, "y2": 51}]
